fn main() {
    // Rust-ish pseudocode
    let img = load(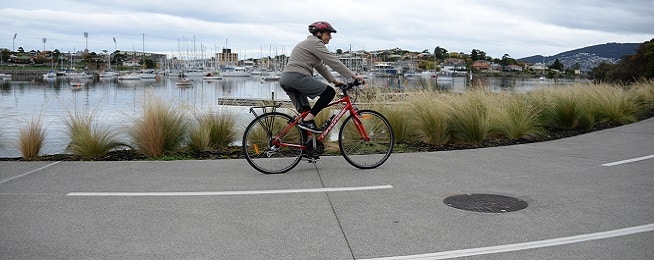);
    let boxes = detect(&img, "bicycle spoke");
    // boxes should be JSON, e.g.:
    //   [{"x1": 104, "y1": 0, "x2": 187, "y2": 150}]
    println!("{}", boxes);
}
[
  {"x1": 243, "y1": 112, "x2": 304, "y2": 174},
  {"x1": 339, "y1": 110, "x2": 394, "y2": 169}
]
